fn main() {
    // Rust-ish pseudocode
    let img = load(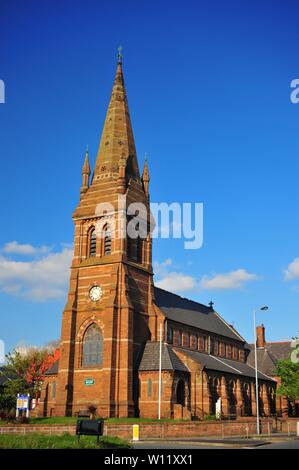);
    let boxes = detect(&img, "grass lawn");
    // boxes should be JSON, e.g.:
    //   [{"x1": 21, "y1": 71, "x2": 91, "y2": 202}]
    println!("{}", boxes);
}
[
  {"x1": 27, "y1": 416, "x2": 78, "y2": 425},
  {"x1": 106, "y1": 417, "x2": 190, "y2": 424},
  {"x1": 0, "y1": 433, "x2": 131, "y2": 449},
  {"x1": 0, "y1": 416, "x2": 191, "y2": 426}
]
